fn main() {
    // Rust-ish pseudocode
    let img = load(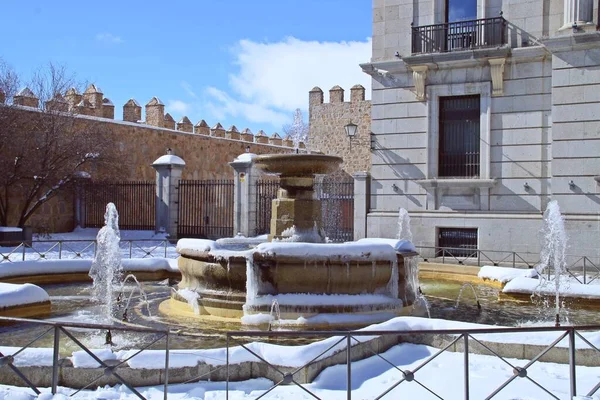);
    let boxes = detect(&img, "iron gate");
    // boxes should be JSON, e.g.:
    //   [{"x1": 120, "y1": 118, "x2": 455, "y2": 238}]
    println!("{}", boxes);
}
[
  {"x1": 177, "y1": 179, "x2": 234, "y2": 239},
  {"x1": 82, "y1": 181, "x2": 155, "y2": 230}
]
